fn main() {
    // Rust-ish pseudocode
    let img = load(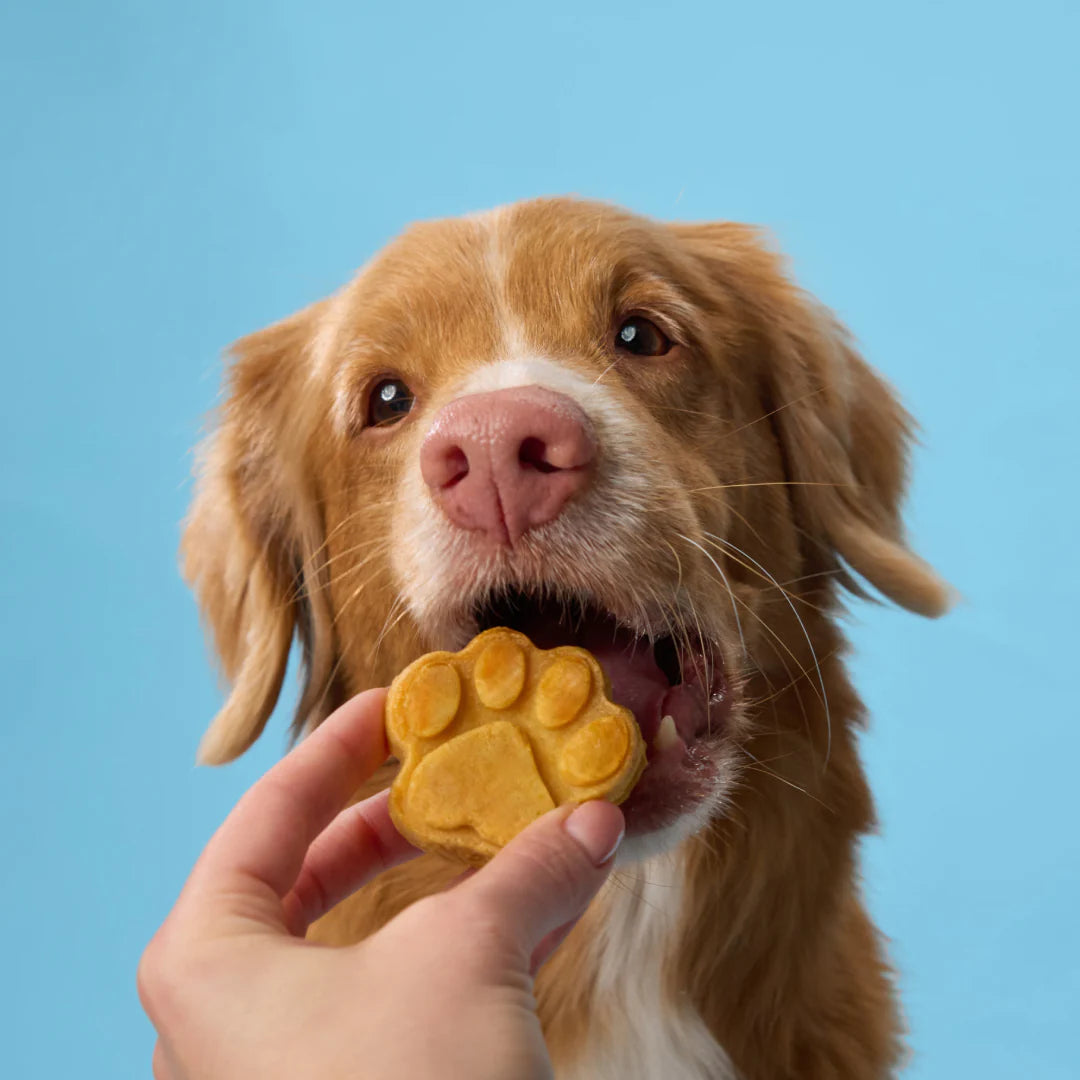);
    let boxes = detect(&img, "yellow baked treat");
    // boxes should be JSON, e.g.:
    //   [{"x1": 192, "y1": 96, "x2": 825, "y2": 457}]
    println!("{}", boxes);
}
[{"x1": 385, "y1": 628, "x2": 646, "y2": 865}]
